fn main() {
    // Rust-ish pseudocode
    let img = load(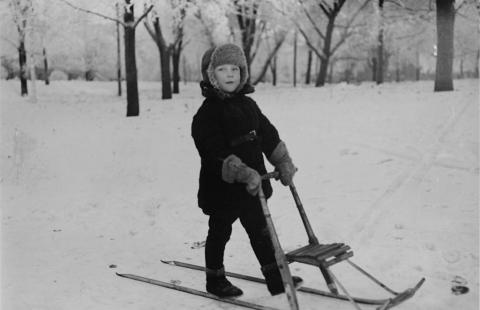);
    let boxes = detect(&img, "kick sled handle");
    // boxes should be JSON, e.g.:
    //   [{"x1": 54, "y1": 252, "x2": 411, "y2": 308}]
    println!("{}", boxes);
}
[
  {"x1": 261, "y1": 171, "x2": 280, "y2": 180},
  {"x1": 261, "y1": 171, "x2": 319, "y2": 245},
  {"x1": 288, "y1": 183, "x2": 319, "y2": 246}
]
